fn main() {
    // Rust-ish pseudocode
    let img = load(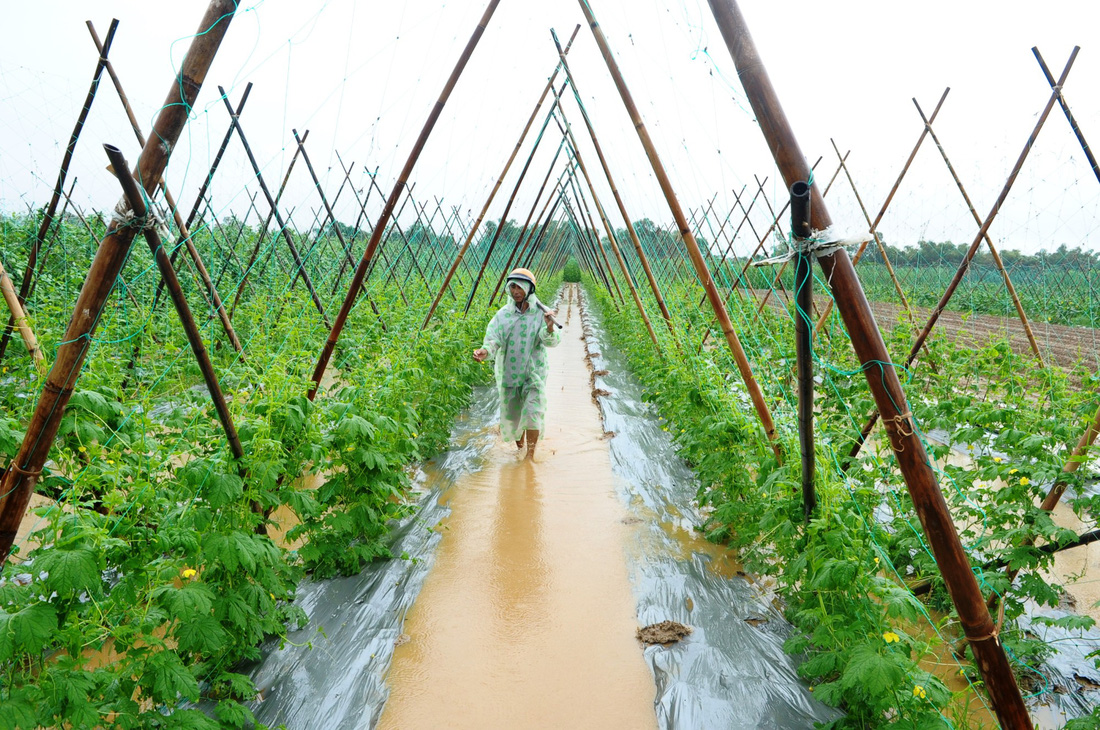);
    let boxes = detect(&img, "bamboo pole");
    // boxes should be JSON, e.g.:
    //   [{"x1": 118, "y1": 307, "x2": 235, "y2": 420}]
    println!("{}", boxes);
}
[
  {"x1": 218, "y1": 89, "x2": 331, "y2": 329},
  {"x1": 579, "y1": 0, "x2": 778, "y2": 454},
  {"x1": 912, "y1": 99, "x2": 1045, "y2": 364},
  {"x1": 422, "y1": 23, "x2": 581, "y2": 328},
  {"x1": 94, "y1": 26, "x2": 246, "y2": 356},
  {"x1": 105, "y1": 144, "x2": 243, "y2": 460},
  {"x1": 995, "y1": 403, "x2": 1100, "y2": 596},
  {"x1": 311, "y1": 0, "x2": 502, "y2": 399},
  {"x1": 0, "y1": 21, "x2": 119, "y2": 364},
  {"x1": 230, "y1": 131, "x2": 308, "y2": 320},
  {"x1": 486, "y1": 133, "x2": 571, "y2": 304},
  {"x1": 552, "y1": 97, "x2": 667, "y2": 349},
  {"x1": 812, "y1": 88, "x2": 949, "y2": 335},
  {"x1": 0, "y1": 0, "x2": 237, "y2": 566},
  {"x1": 508, "y1": 166, "x2": 577, "y2": 293},
  {"x1": 1033, "y1": 47, "x2": 1100, "y2": 187},
  {"x1": 705, "y1": 1, "x2": 1032, "y2": 725},
  {"x1": 848, "y1": 49, "x2": 1077, "y2": 464},
  {"x1": 0, "y1": 261, "x2": 45, "y2": 374},
  {"x1": 551, "y1": 29, "x2": 676, "y2": 337},
  {"x1": 463, "y1": 86, "x2": 567, "y2": 314}
]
